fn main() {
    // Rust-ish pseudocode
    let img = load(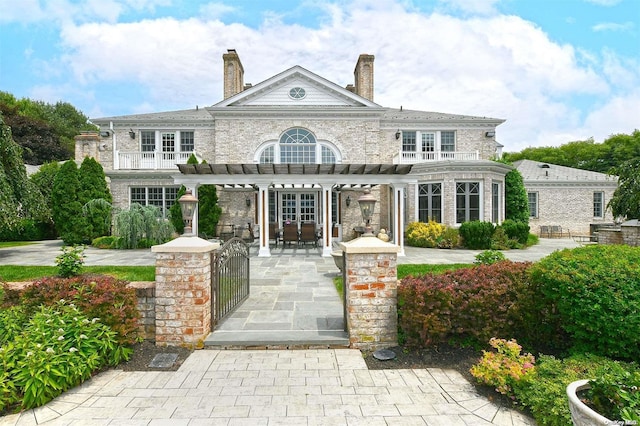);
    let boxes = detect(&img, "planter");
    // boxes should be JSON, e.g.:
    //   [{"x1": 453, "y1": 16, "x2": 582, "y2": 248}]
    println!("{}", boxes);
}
[
  {"x1": 566, "y1": 379, "x2": 612, "y2": 426},
  {"x1": 331, "y1": 251, "x2": 344, "y2": 272}
]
